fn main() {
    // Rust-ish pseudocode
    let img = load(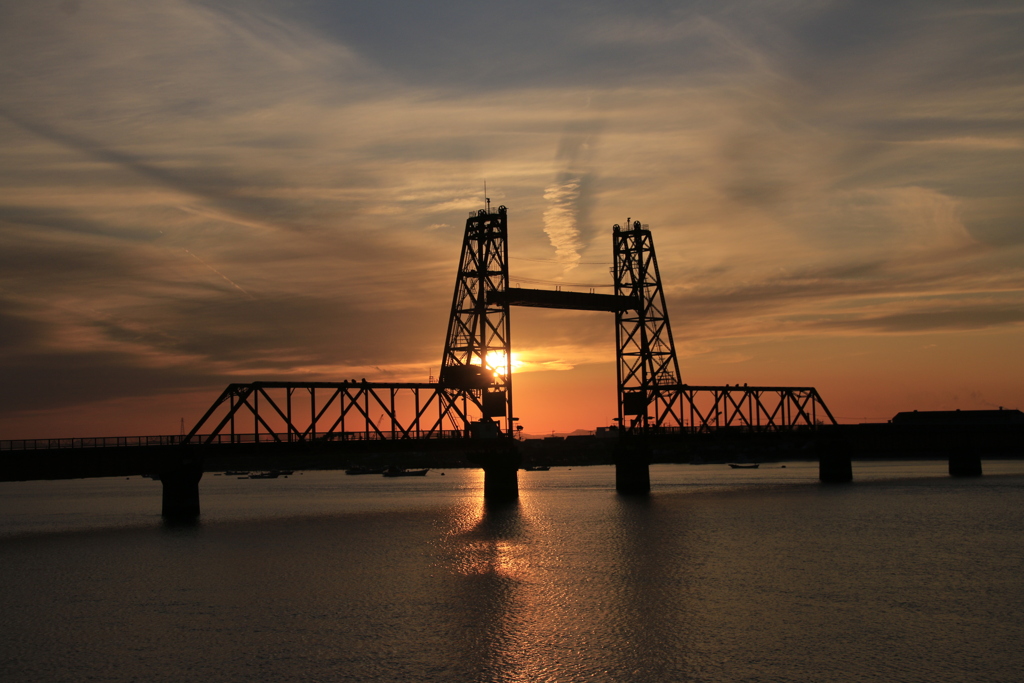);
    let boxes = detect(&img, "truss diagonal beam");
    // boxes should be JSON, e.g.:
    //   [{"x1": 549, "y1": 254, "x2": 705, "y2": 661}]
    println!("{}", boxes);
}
[
  {"x1": 661, "y1": 385, "x2": 837, "y2": 433},
  {"x1": 181, "y1": 382, "x2": 470, "y2": 444}
]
